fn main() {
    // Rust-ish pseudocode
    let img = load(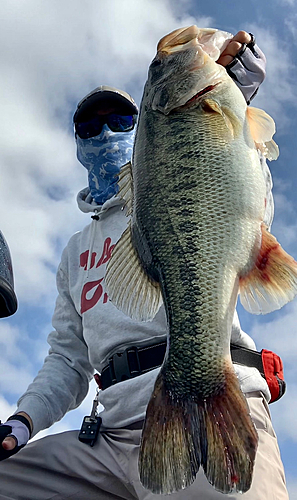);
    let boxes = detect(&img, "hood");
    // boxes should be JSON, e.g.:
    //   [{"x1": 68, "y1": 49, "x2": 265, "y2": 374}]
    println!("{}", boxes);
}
[
  {"x1": 76, "y1": 187, "x2": 125, "y2": 272},
  {"x1": 77, "y1": 186, "x2": 124, "y2": 216}
]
